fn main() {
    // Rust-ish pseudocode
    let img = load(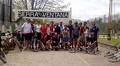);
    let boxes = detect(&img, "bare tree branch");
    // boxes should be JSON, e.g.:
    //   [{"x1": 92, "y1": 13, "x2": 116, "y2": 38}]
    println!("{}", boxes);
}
[
  {"x1": 41, "y1": 0, "x2": 49, "y2": 10},
  {"x1": 34, "y1": 0, "x2": 38, "y2": 9},
  {"x1": 25, "y1": 0, "x2": 28, "y2": 9},
  {"x1": 13, "y1": 0, "x2": 69, "y2": 10},
  {"x1": 31, "y1": 0, "x2": 35, "y2": 9}
]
